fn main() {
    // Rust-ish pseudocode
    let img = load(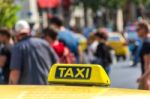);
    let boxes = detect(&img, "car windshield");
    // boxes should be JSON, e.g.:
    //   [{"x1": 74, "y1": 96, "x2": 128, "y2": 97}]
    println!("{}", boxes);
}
[
  {"x1": 108, "y1": 36, "x2": 120, "y2": 41},
  {"x1": 127, "y1": 32, "x2": 139, "y2": 40}
]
